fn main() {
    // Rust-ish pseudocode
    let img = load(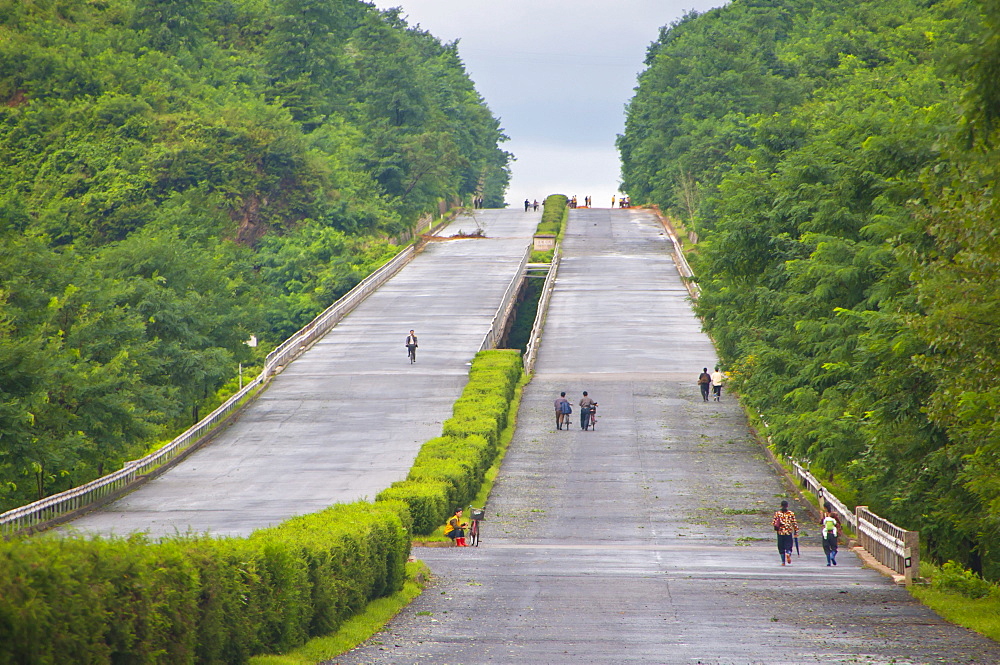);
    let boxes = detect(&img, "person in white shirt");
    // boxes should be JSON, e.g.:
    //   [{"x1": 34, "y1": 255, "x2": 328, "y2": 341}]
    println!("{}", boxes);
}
[{"x1": 711, "y1": 367, "x2": 724, "y2": 401}]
